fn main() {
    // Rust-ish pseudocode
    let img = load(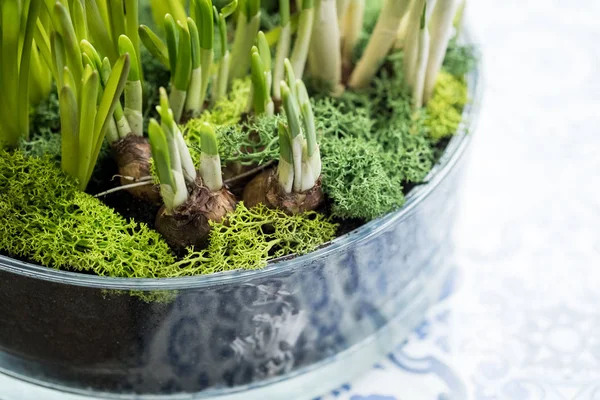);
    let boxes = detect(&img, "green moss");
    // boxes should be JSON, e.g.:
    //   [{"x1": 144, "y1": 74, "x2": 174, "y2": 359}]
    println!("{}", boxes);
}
[
  {"x1": 320, "y1": 136, "x2": 405, "y2": 220},
  {"x1": 186, "y1": 112, "x2": 282, "y2": 167},
  {"x1": 21, "y1": 89, "x2": 61, "y2": 159},
  {"x1": 425, "y1": 71, "x2": 468, "y2": 142},
  {"x1": 312, "y1": 97, "x2": 374, "y2": 139},
  {"x1": 169, "y1": 202, "x2": 338, "y2": 275},
  {"x1": 0, "y1": 150, "x2": 176, "y2": 278},
  {"x1": 186, "y1": 78, "x2": 251, "y2": 128},
  {"x1": 442, "y1": 38, "x2": 477, "y2": 78}
]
